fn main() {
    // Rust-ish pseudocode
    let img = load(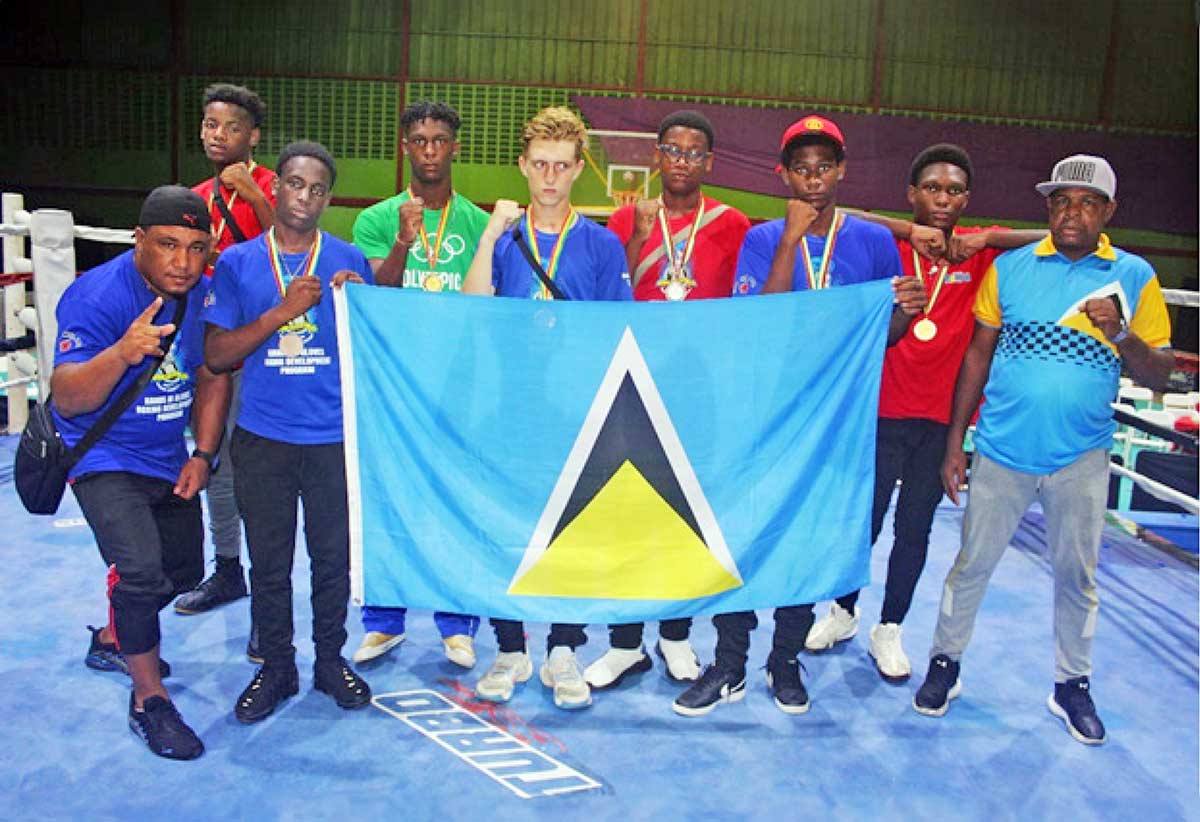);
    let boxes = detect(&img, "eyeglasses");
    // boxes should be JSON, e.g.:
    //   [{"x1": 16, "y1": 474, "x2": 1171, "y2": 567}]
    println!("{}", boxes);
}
[
  {"x1": 657, "y1": 144, "x2": 710, "y2": 165},
  {"x1": 282, "y1": 176, "x2": 330, "y2": 198}
]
